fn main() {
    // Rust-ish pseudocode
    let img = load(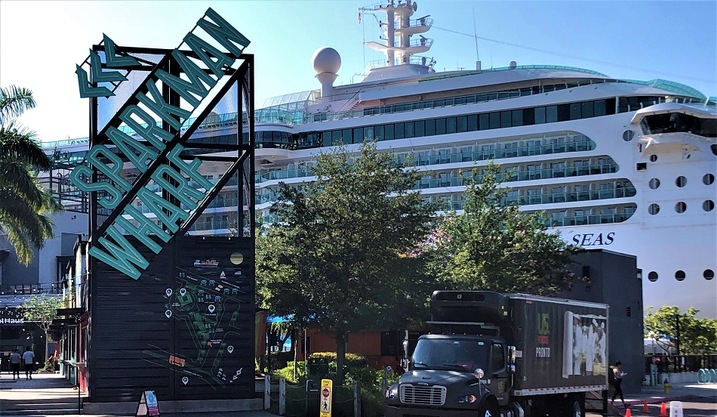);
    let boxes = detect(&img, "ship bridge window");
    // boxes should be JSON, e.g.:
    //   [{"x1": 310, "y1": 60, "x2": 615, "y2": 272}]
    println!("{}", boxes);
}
[
  {"x1": 676, "y1": 176, "x2": 687, "y2": 187},
  {"x1": 474, "y1": 113, "x2": 486, "y2": 130},
  {"x1": 594, "y1": 100, "x2": 607, "y2": 116},
  {"x1": 640, "y1": 112, "x2": 717, "y2": 137},
  {"x1": 466, "y1": 115, "x2": 478, "y2": 131},
  {"x1": 424, "y1": 119, "x2": 435, "y2": 135},
  {"x1": 353, "y1": 127, "x2": 364, "y2": 142},
  {"x1": 414, "y1": 120, "x2": 425, "y2": 137},
  {"x1": 446, "y1": 117, "x2": 457, "y2": 134},
  {"x1": 512, "y1": 110, "x2": 523, "y2": 126},
  {"x1": 404, "y1": 122, "x2": 414, "y2": 138},
  {"x1": 384, "y1": 125, "x2": 394, "y2": 140},
  {"x1": 394, "y1": 123, "x2": 405, "y2": 139},
  {"x1": 649, "y1": 178, "x2": 660, "y2": 189},
  {"x1": 623, "y1": 130, "x2": 635, "y2": 141},
  {"x1": 675, "y1": 201, "x2": 687, "y2": 213},
  {"x1": 704, "y1": 200, "x2": 715, "y2": 212},
  {"x1": 704, "y1": 174, "x2": 715, "y2": 185},
  {"x1": 648, "y1": 203, "x2": 660, "y2": 215},
  {"x1": 546, "y1": 106, "x2": 558, "y2": 123},
  {"x1": 489, "y1": 112, "x2": 501, "y2": 129},
  {"x1": 435, "y1": 118, "x2": 447, "y2": 135},
  {"x1": 501, "y1": 111, "x2": 512, "y2": 128},
  {"x1": 456, "y1": 116, "x2": 468, "y2": 132}
]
